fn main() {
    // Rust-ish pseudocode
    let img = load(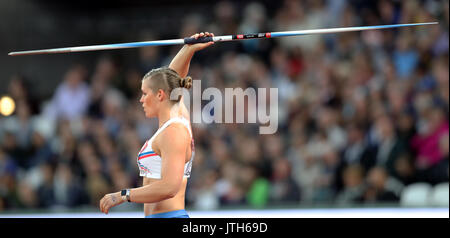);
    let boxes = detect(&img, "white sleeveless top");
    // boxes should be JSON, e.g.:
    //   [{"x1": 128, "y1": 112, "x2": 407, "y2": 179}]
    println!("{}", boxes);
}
[{"x1": 137, "y1": 117, "x2": 195, "y2": 179}]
